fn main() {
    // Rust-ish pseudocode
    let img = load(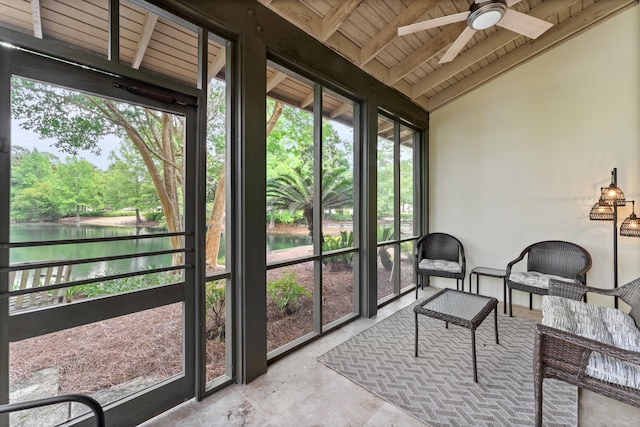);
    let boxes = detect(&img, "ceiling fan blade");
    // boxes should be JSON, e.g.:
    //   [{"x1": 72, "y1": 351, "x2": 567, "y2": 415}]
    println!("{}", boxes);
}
[
  {"x1": 439, "y1": 27, "x2": 476, "y2": 64},
  {"x1": 398, "y1": 12, "x2": 469, "y2": 36},
  {"x1": 505, "y1": 0, "x2": 524, "y2": 6},
  {"x1": 497, "y1": 9, "x2": 553, "y2": 39}
]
